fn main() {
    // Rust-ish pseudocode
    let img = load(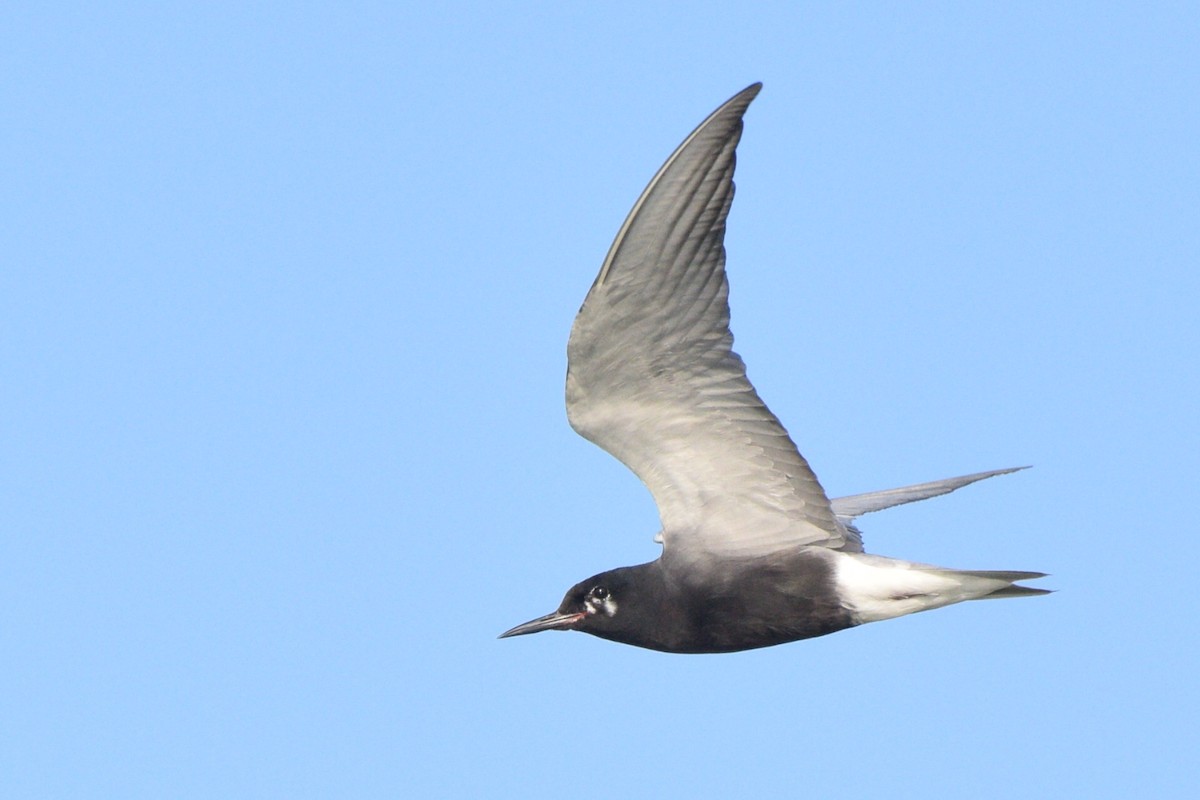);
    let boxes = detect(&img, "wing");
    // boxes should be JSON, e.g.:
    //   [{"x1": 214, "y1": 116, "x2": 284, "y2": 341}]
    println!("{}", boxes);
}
[
  {"x1": 565, "y1": 84, "x2": 857, "y2": 569},
  {"x1": 831, "y1": 467, "x2": 1028, "y2": 520}
]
